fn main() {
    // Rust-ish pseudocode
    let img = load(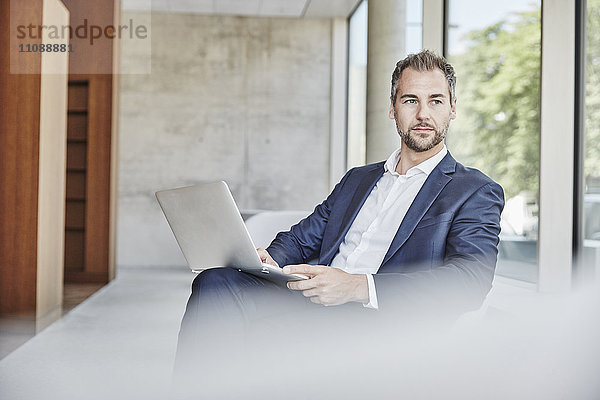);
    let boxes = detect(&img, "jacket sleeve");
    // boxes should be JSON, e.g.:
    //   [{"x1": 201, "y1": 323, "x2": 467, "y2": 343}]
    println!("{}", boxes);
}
[
  {"x1": 372, "y1": 181, "x2": 505, "y2": 316},
  {"x1": 266, "y1": 168, "x2": 355, "y2": 267}
]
